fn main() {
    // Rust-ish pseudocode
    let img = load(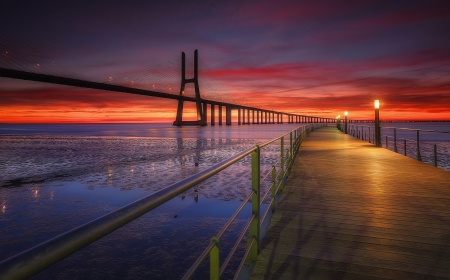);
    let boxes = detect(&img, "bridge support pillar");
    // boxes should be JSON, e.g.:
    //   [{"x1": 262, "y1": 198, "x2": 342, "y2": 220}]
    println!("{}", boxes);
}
[
  {"x1": 203, "y1": 103, "x2": 207, "y2": 124},
  {"x1": 226, "y1": 106, "x2": 232, "y2": 125},
  {"x1": 211, "y1": 104, "x2": 215, "y2": 125},
  {"x1": 252, "y1": 110, "x2": 255, "y2": 124},
  {"x1": 238, "y1": 108, "x2": 241, "y2": 125},
  {"x1": 219, "y1": 106, "x2": 223, "y2": 125}
]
